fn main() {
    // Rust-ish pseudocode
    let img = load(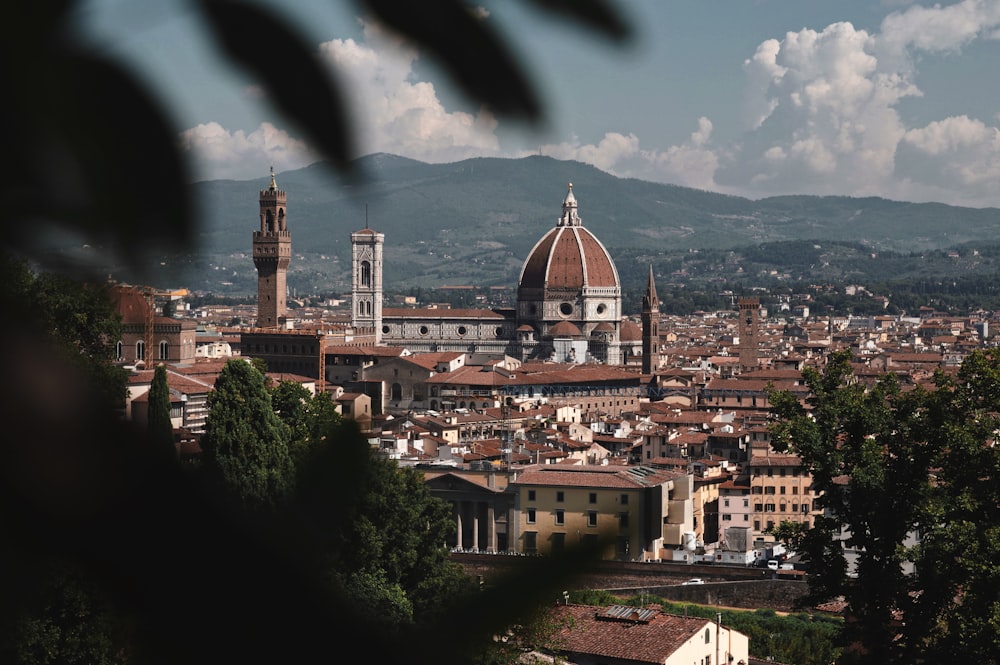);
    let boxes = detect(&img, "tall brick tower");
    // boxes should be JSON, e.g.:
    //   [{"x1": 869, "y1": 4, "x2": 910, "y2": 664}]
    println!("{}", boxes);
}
[
  {"x1": 351, "y1": 220, "x2": 384, "y2": 343},
  {"x1": 641, "y1": 264, "x2": 660, "y2": 375},
  {"x1": 738, "y1": 296, "x2": 760, "y2": 372},
  {"x1": 253, "y1": 167, "x2": 291, "y2": 328}
]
